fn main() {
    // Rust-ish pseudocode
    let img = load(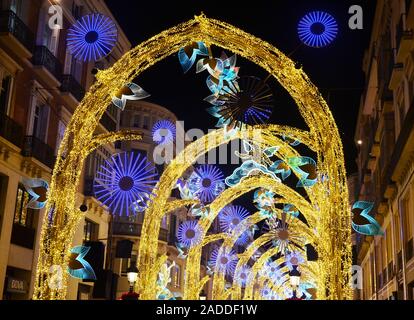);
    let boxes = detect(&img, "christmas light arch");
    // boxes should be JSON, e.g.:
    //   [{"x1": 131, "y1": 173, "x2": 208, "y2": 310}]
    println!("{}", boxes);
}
[{"x1": 33, "y1": 15, "x2": 352, "y2": 300}]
